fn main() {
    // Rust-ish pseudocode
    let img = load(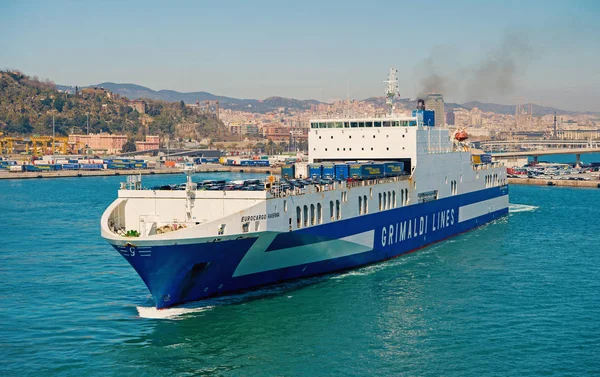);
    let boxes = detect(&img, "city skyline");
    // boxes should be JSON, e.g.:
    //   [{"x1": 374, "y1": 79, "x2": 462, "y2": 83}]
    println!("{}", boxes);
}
[{"x1": 1, "y1": 0, "x2": 599, "y2": 112}]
